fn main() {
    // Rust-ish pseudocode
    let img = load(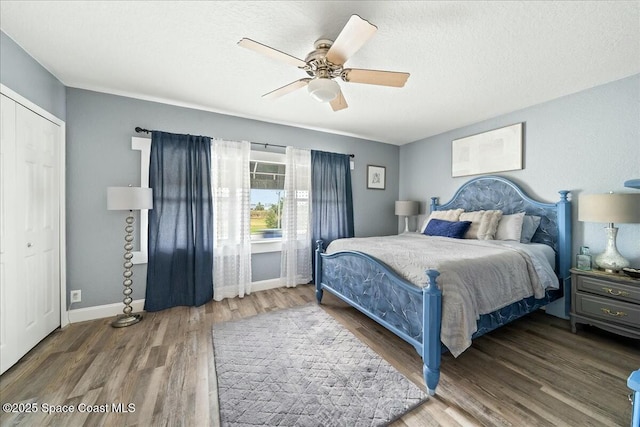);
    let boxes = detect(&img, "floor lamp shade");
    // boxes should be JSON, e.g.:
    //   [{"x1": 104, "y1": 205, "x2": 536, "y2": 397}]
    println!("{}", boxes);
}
[
  {"x1": 578, "y1": 193, "x2": 640, "y2": 272},
  {"x1": 107, "y1": 187, "x2": 153, "y2": 210},
  {"x1": 107, "y1": 186, "x2": 153, "y2": 328},
  {"x1": 395, "y1": 201, "x2": 420, "y2": 233}
]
